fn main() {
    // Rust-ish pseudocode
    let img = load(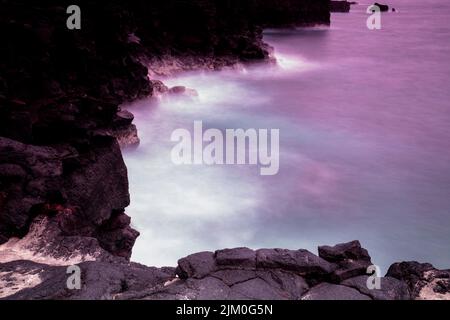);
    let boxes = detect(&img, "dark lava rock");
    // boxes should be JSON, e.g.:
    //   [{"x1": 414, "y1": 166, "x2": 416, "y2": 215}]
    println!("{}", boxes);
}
[
  {"x1": 330, "y1": 1, "x2": 351, "y2": 13},
  {"x1": 434, "y1": 279, "x2": 450, "y2": 294},
  {"x1": 230, "y1": 277, "x2": 289, "y2": 300},
  {"x1": 374, "y1": 2, "x2": 389, "y2": 12},
  {"x1": 319, "y1": 240, "x2": 372, "y2": 282},
  {"x1": 176, "y1": 252, "x2": 217, "y2": 279},
  {"x1": 342, "y1": 275, "x2": 411, "y2": 300},
  {"x1": 167, "y1": 246, "x2": 330, "y2": 300},
  {"x1": 168, "y1": 86, "x2": 187, "y2": 95},
  {"x1": 0, "y1": 134, "x2": 137, "y2": 259},
  {"x1": 330, "y1": 259, "x2": 373, "y2": 283},
  {"x1": 256, "y1": 270, "x2": 309, "y2": 299},
  {"x1": 215, "y1": 247, "x2": 256, "y2": 269},
  {"x1": 256, "y1": 248, "x2": 335, "y2": 278},
  {"x1": 319, "y1": 240, "x2": 371, "y2": 263},
  {"x1": 301, "y1": 283, "x2": 371, "y2": 300},
  {"x1": 211, "y1": 269, "x2": 258, "y2": 286}
]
